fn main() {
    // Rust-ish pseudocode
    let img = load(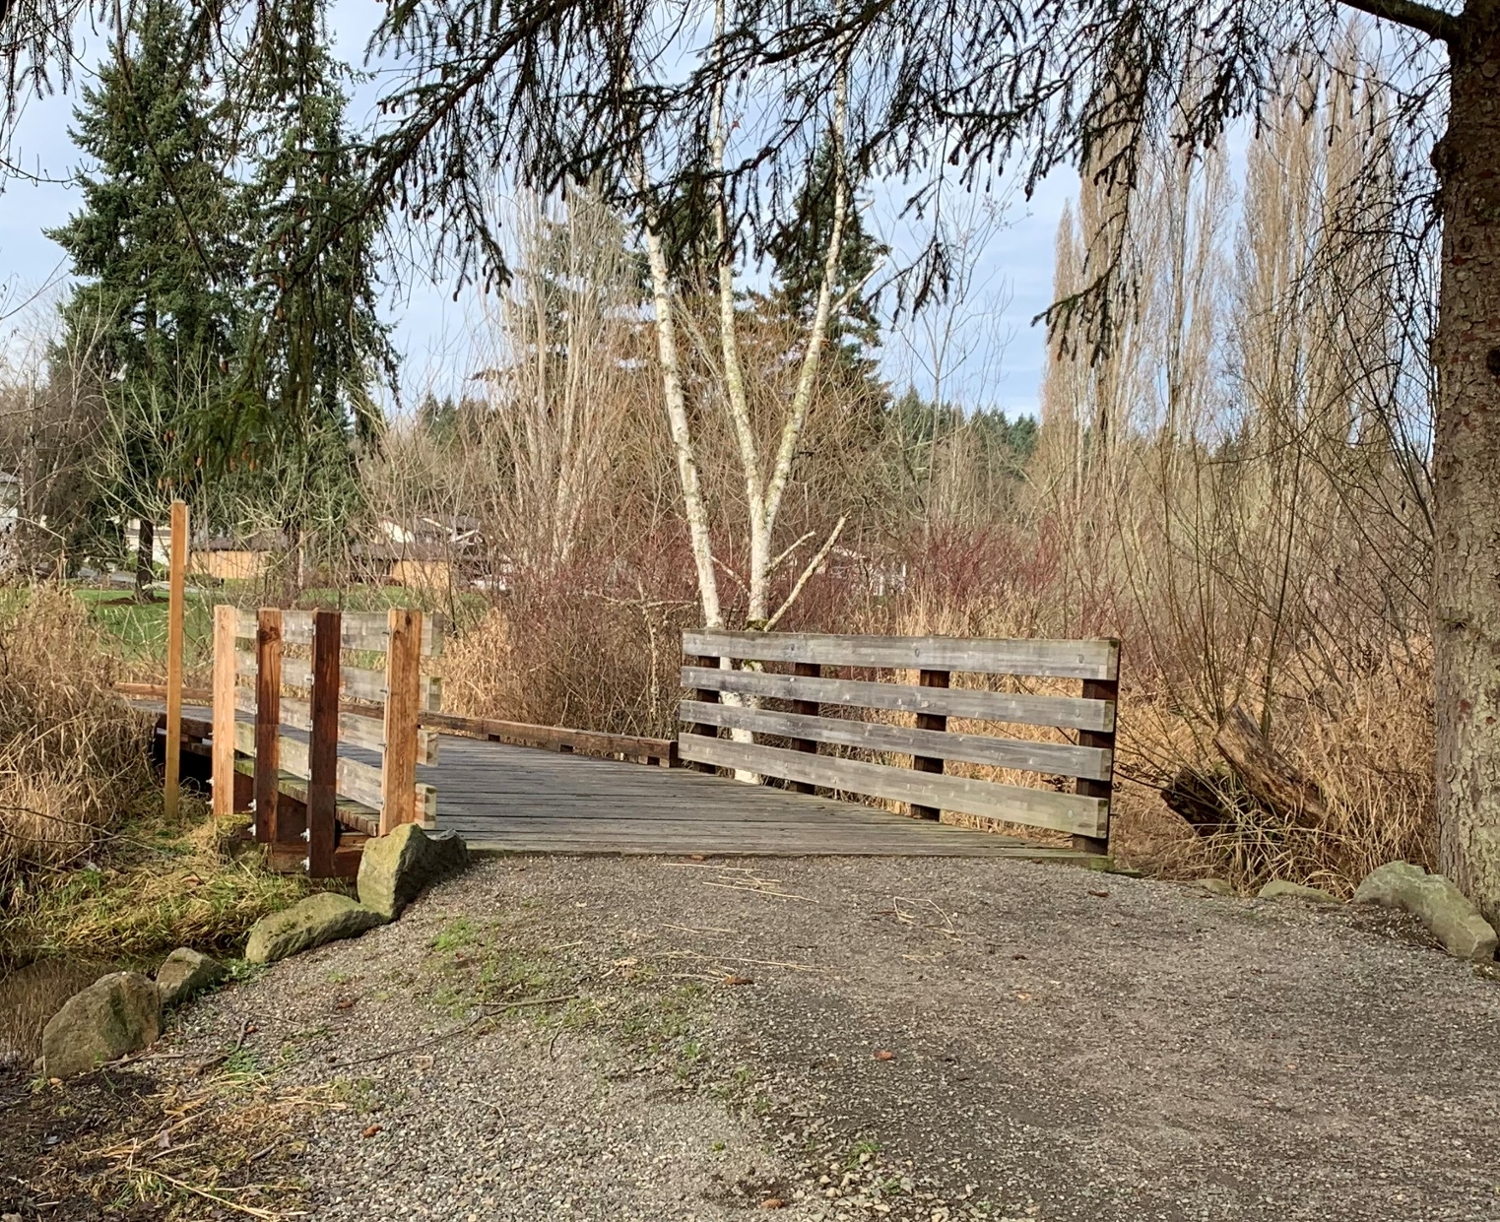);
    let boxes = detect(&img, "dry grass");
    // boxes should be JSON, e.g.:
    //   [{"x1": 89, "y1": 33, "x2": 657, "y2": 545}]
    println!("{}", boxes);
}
[{"x1": 0, "y1": 584, "x2": 155, "y2": 895}]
